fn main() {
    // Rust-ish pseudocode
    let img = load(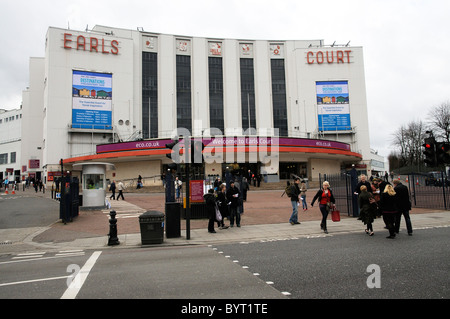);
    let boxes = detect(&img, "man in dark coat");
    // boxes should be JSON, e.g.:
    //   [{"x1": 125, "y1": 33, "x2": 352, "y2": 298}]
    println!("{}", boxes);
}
[
  {"x1": 393, "y1": 180, "x2": 413, "y2": 235},
  {"x1": 355, "y1": 174, "x2": 373, "y2": 195},
  {"x1": 204, "y1": 188, "x2": 217, "y2": 233},
  {"x1": 109, "y1": 180, "x2": 116, "y2": 200},
  {"x1": 226, "y1": 181, "x2": 241, "y2": 227}
]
